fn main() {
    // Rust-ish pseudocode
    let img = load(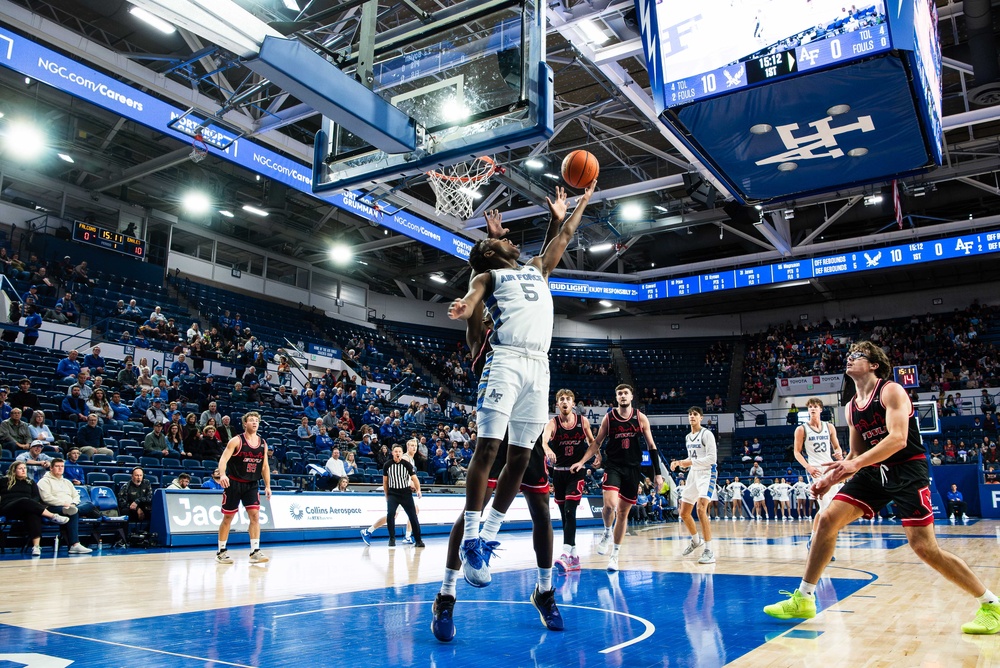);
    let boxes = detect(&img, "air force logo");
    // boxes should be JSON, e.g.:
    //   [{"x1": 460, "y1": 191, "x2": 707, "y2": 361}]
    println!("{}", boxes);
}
[
  {"x1": 488, "y1": 389, "x2": 504, "y2": 403},
  {"x1": 955, "y1": 238, "x2": 974, "y2": 255},
  {"x1": 756, "y1": 114, "x2": 875, "y2": 167}
]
